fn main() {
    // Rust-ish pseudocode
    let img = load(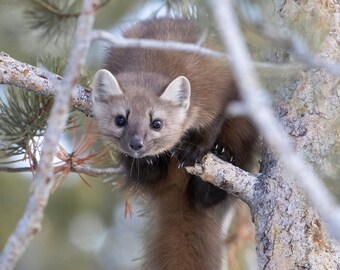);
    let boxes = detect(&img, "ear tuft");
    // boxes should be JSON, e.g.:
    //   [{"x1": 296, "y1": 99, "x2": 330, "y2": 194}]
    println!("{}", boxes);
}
[
  {"x1": 160, "y1": 76, "x2": 191, "y2": 110},
  {"x1": 91, "y1": 69, "x2": 123, "y2": 102}
]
